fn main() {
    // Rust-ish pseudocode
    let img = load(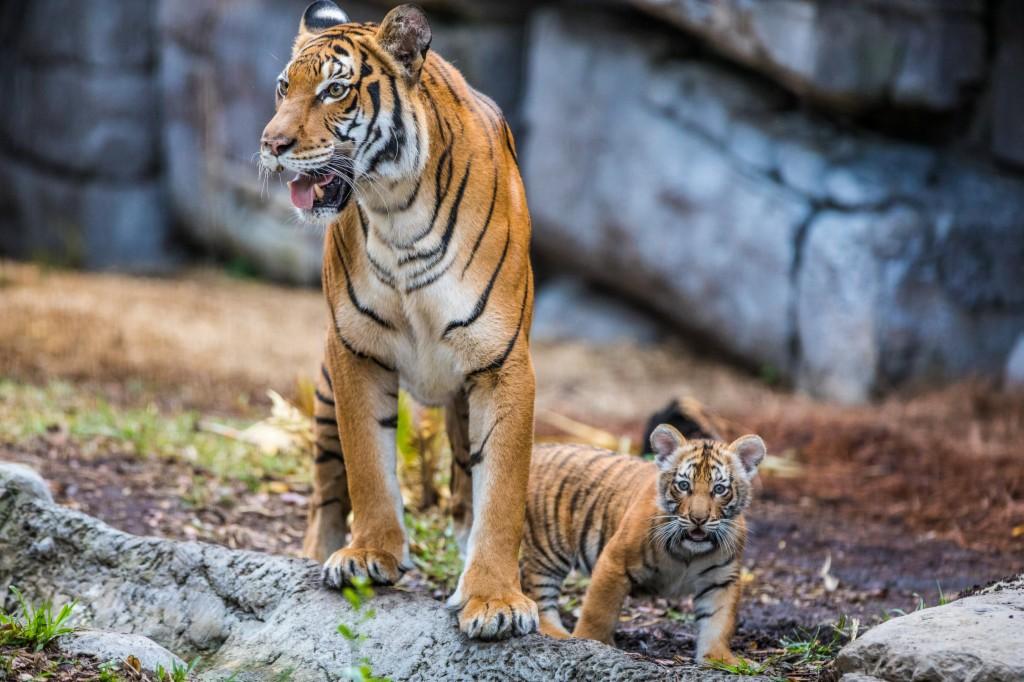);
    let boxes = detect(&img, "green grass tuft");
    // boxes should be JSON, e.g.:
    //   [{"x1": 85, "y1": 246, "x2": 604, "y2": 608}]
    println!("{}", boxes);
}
[
  {"x1": 155, "y1": 656, "x2": 200, "y2": 682},
  {"x1": 0, "y1": 586, "x2": 76, "y2": 652}
]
